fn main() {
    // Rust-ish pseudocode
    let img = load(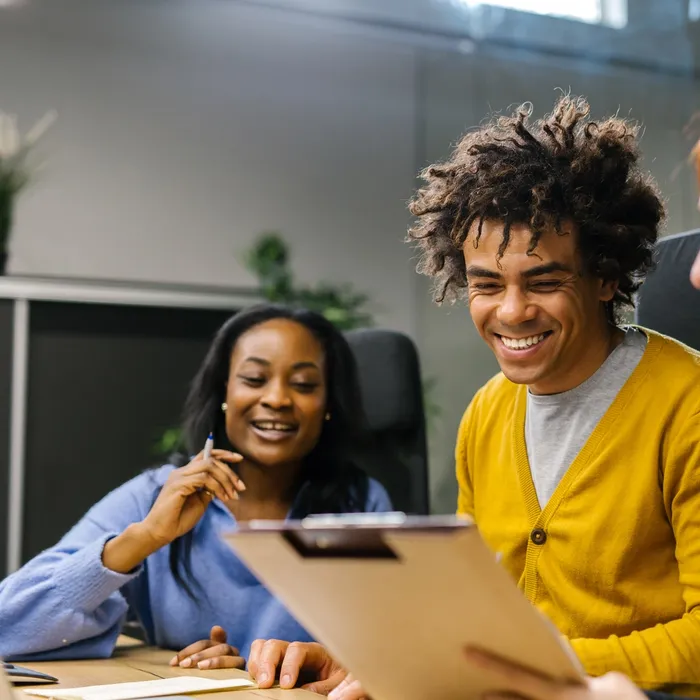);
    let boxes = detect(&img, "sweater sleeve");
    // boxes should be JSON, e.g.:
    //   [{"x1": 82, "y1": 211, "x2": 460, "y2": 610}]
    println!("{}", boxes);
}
[
  {"x1": 0, "y1": 468, "x2": 167, "y2": 661},
  {"x1": 365, "y1": 478, "x2": 393, "y2": 512},
  {"x1": 455, "y1": 395, "x2": 479, "y2": 518},
  {"x1": 569, "y1": 413, "x2": 700, "y2": 688}
]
